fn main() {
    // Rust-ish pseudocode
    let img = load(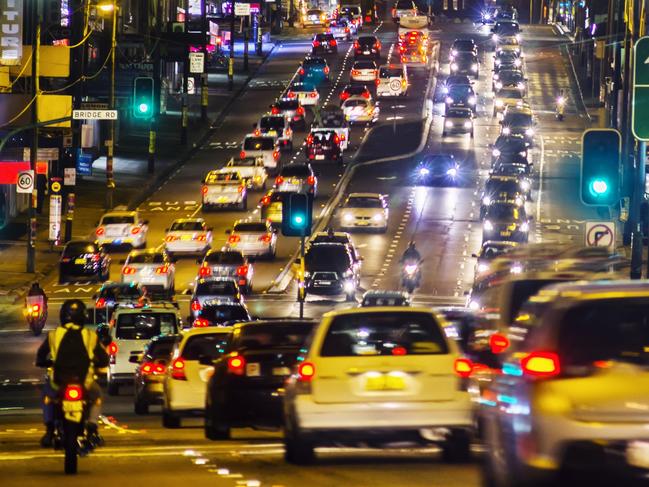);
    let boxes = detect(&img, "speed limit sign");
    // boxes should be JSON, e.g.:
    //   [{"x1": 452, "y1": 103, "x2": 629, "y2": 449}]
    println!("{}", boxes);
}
[{"x1": 16, "y1": 170, "x2": 34, "y2": 194}]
